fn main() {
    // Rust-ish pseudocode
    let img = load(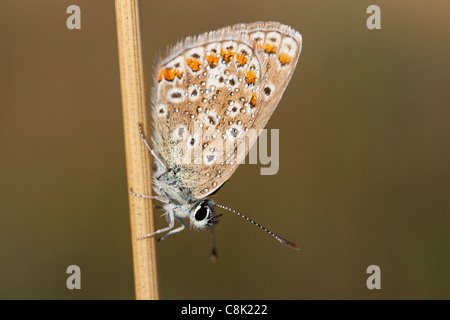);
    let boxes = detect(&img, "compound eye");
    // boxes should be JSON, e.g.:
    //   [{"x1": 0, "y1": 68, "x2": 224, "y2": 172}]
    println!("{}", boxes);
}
[{"x1": 194, "y1": 202, "x2": 210, "y2": 221}]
